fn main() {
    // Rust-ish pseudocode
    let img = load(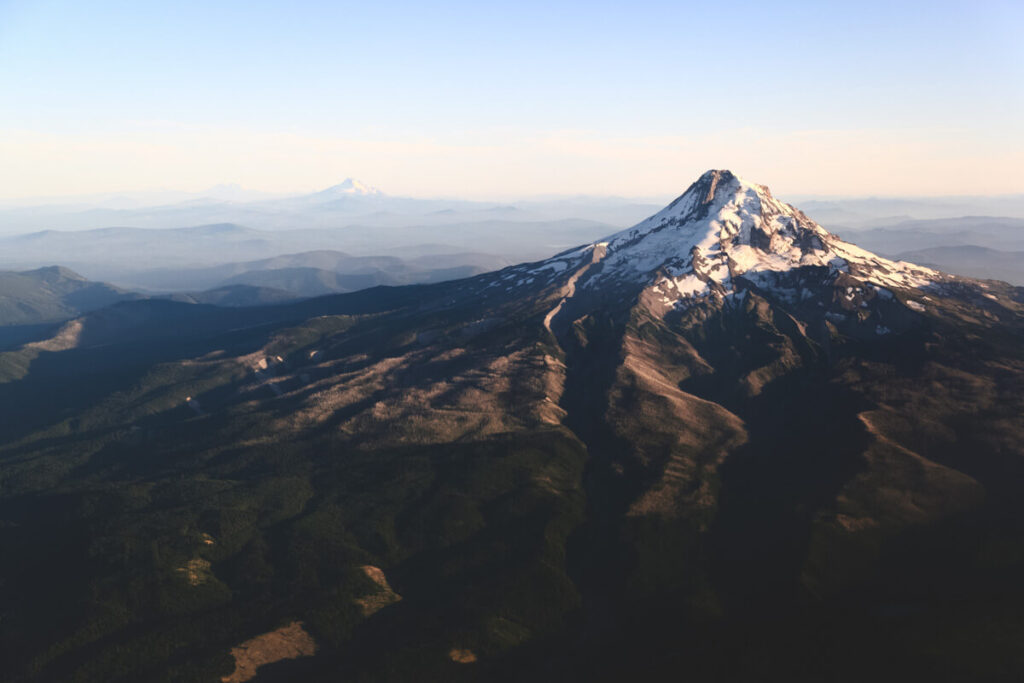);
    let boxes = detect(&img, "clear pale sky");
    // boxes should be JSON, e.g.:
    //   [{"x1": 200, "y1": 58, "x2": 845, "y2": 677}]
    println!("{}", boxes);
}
[{"x1": 0, "y1": 0, "x2": 1021, "y2": 199}]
